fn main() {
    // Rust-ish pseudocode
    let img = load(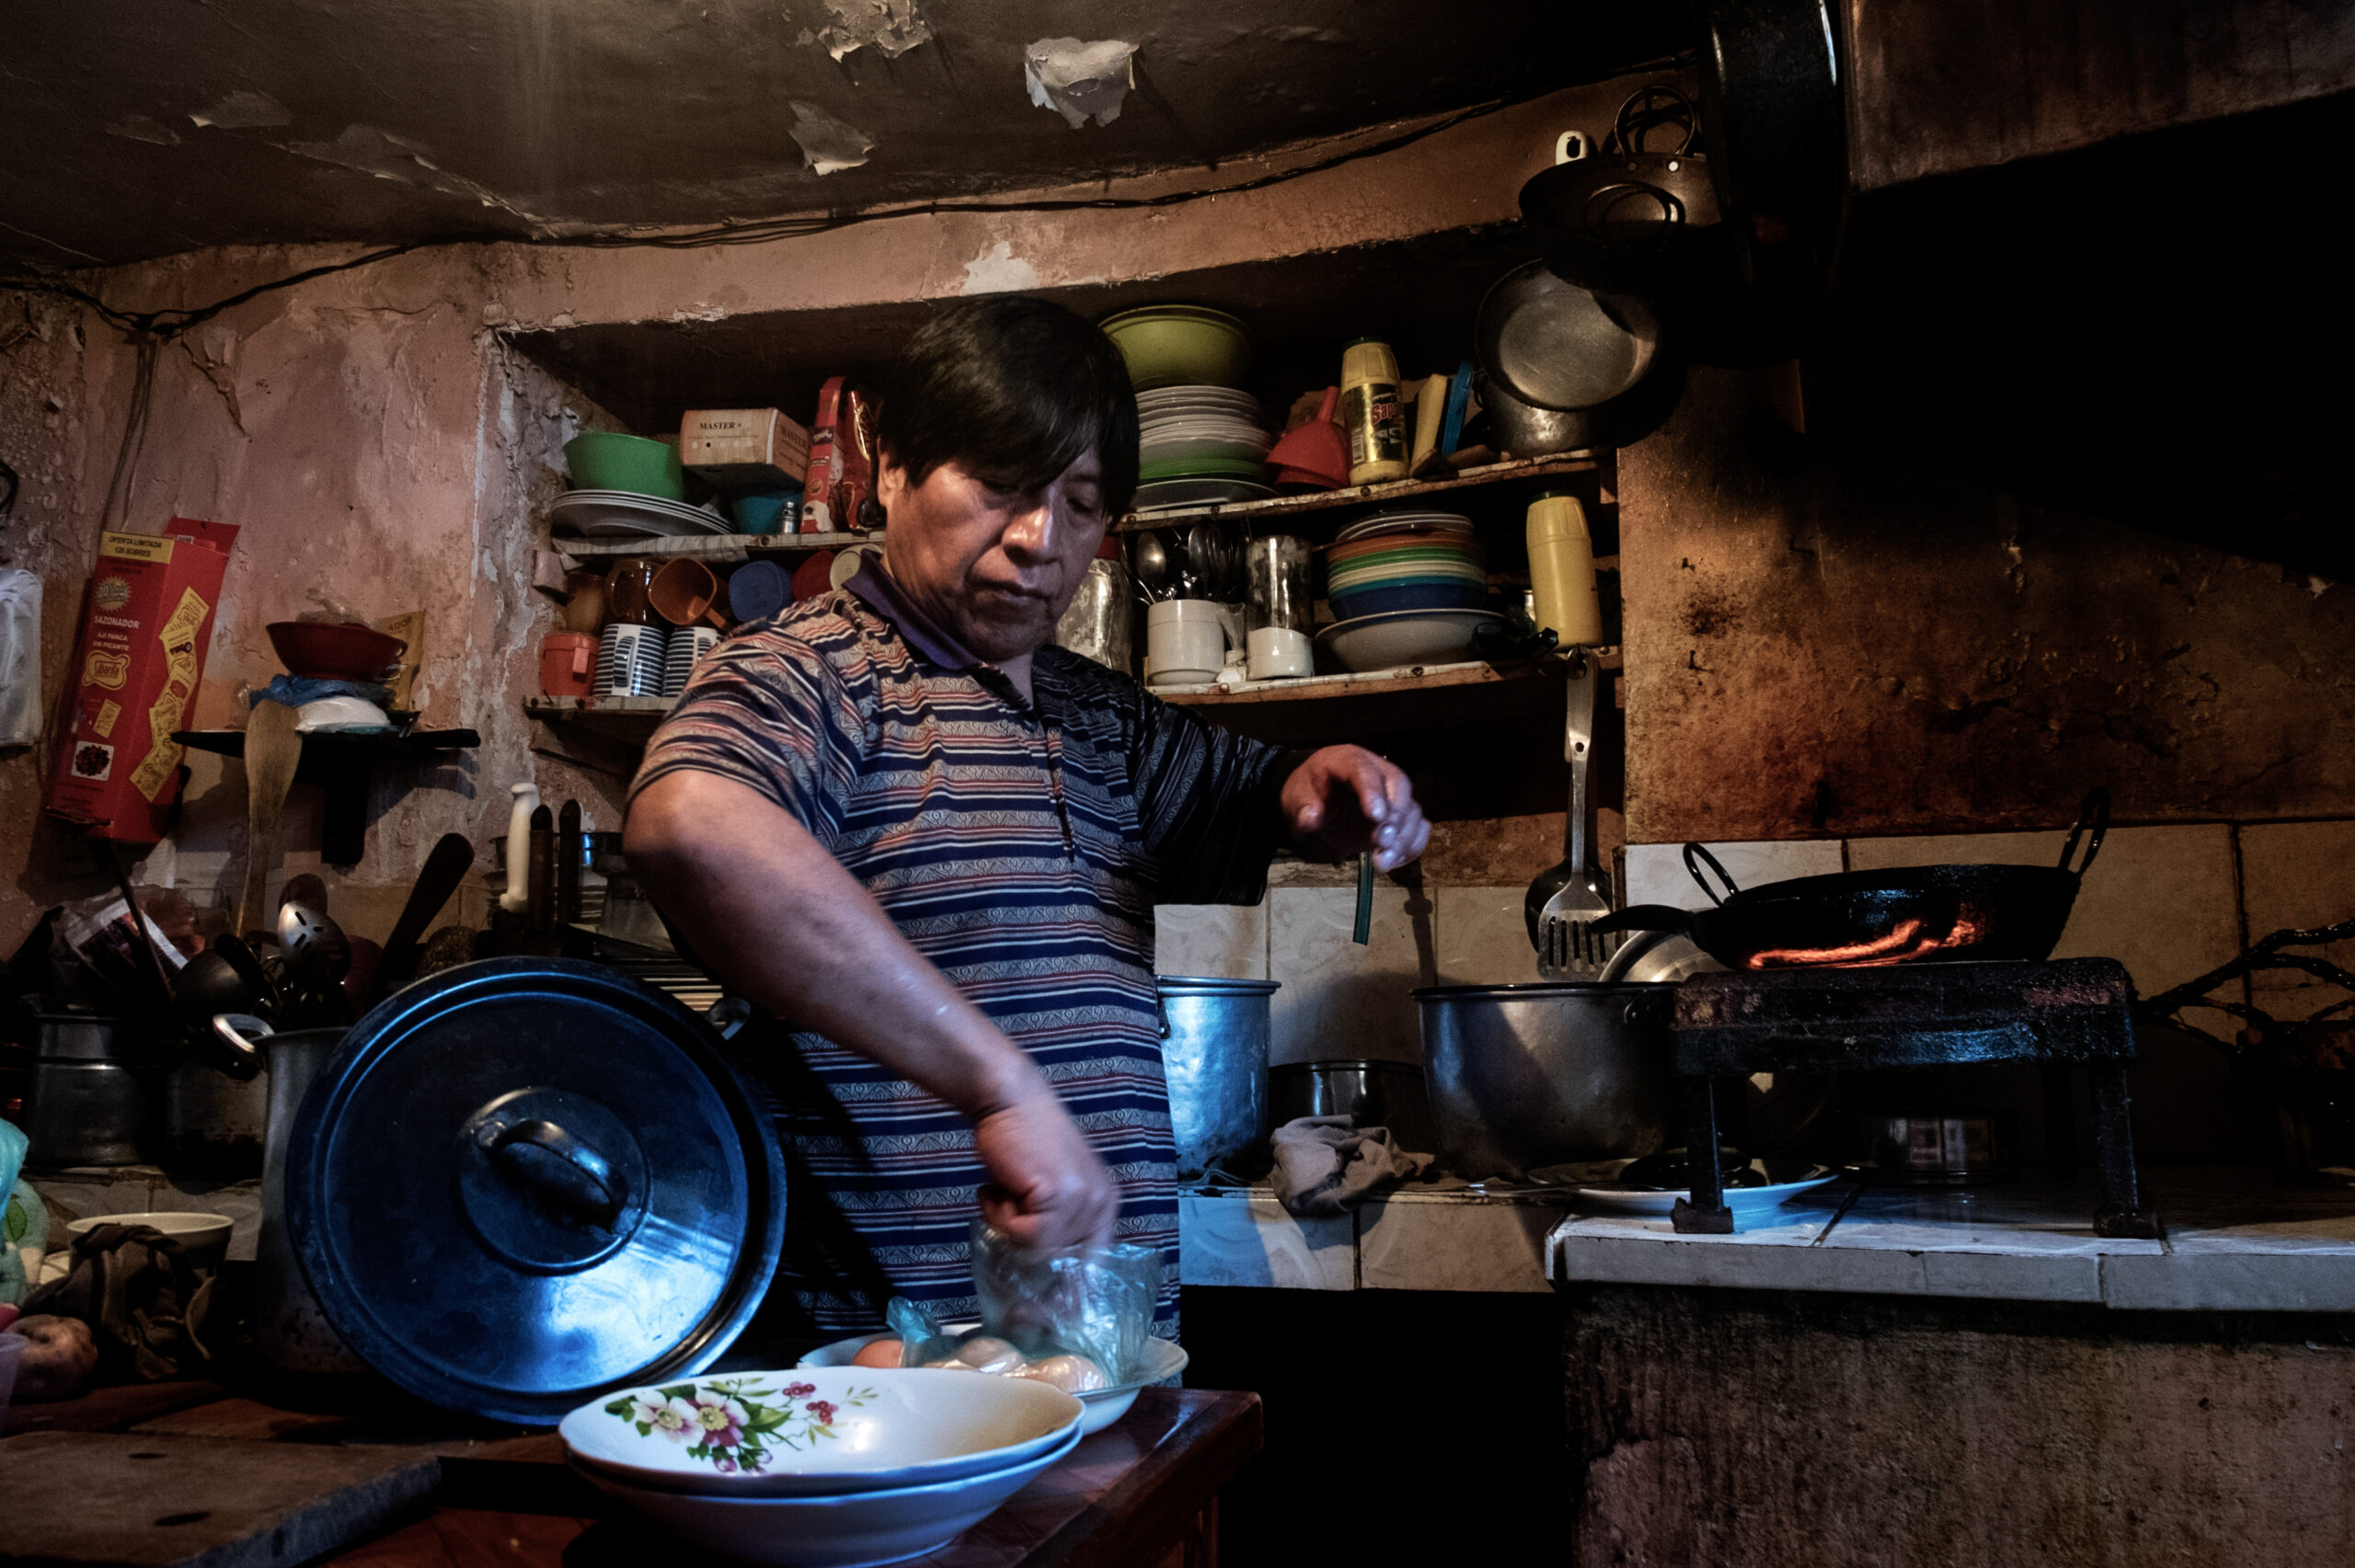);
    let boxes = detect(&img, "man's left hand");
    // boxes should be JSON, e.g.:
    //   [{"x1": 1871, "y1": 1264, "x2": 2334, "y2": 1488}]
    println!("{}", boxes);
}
[{"x1": 1280, "y1": 746, "x2": 1430, "y2": 872}]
